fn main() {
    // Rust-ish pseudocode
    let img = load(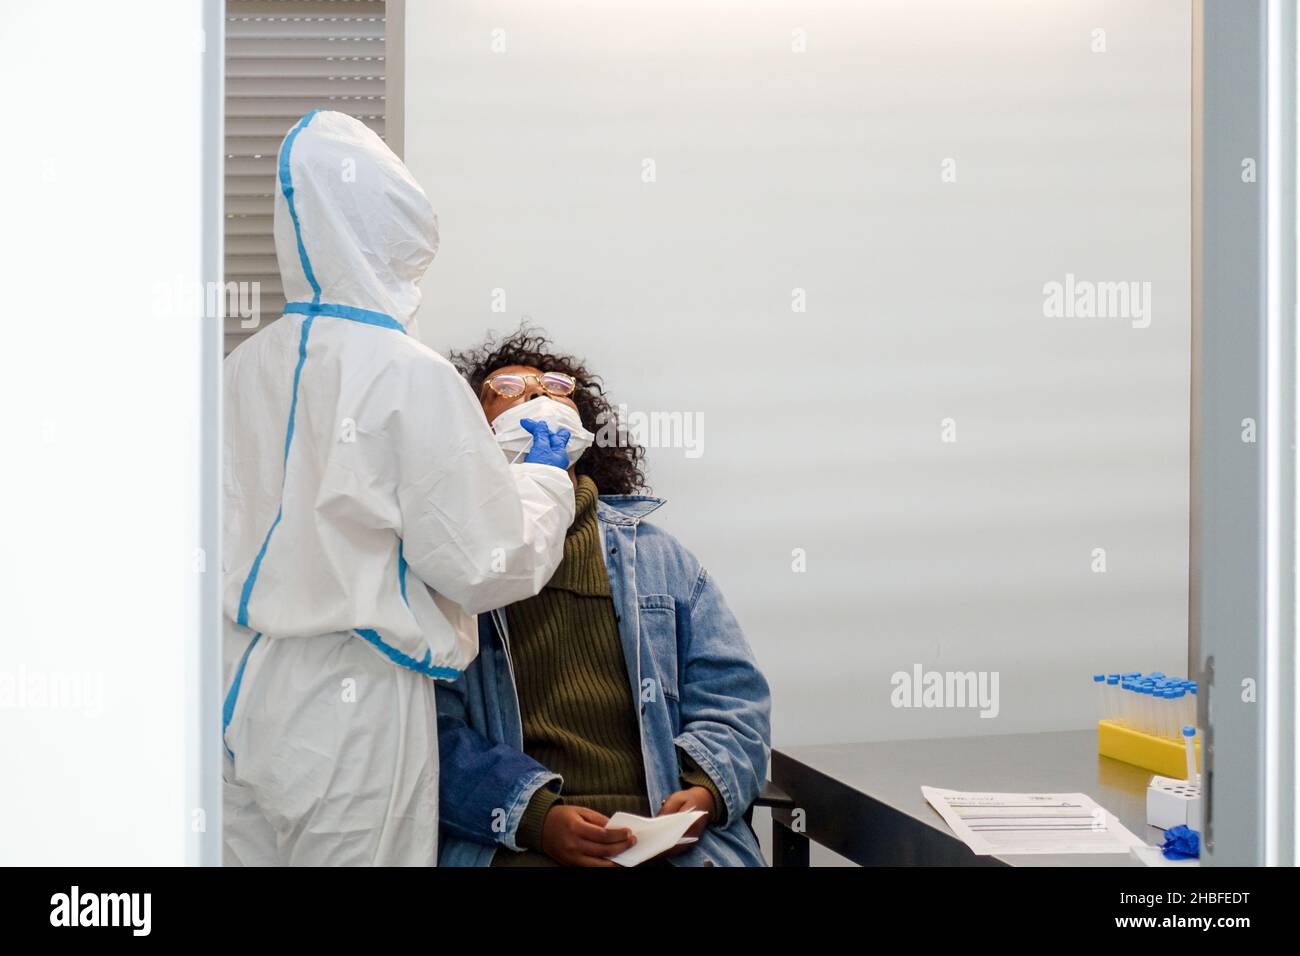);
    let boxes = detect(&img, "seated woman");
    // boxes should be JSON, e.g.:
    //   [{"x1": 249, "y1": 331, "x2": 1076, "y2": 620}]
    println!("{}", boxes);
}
[{"x1": 436, "y1": 327, "x2": 771, "y2": 867}]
